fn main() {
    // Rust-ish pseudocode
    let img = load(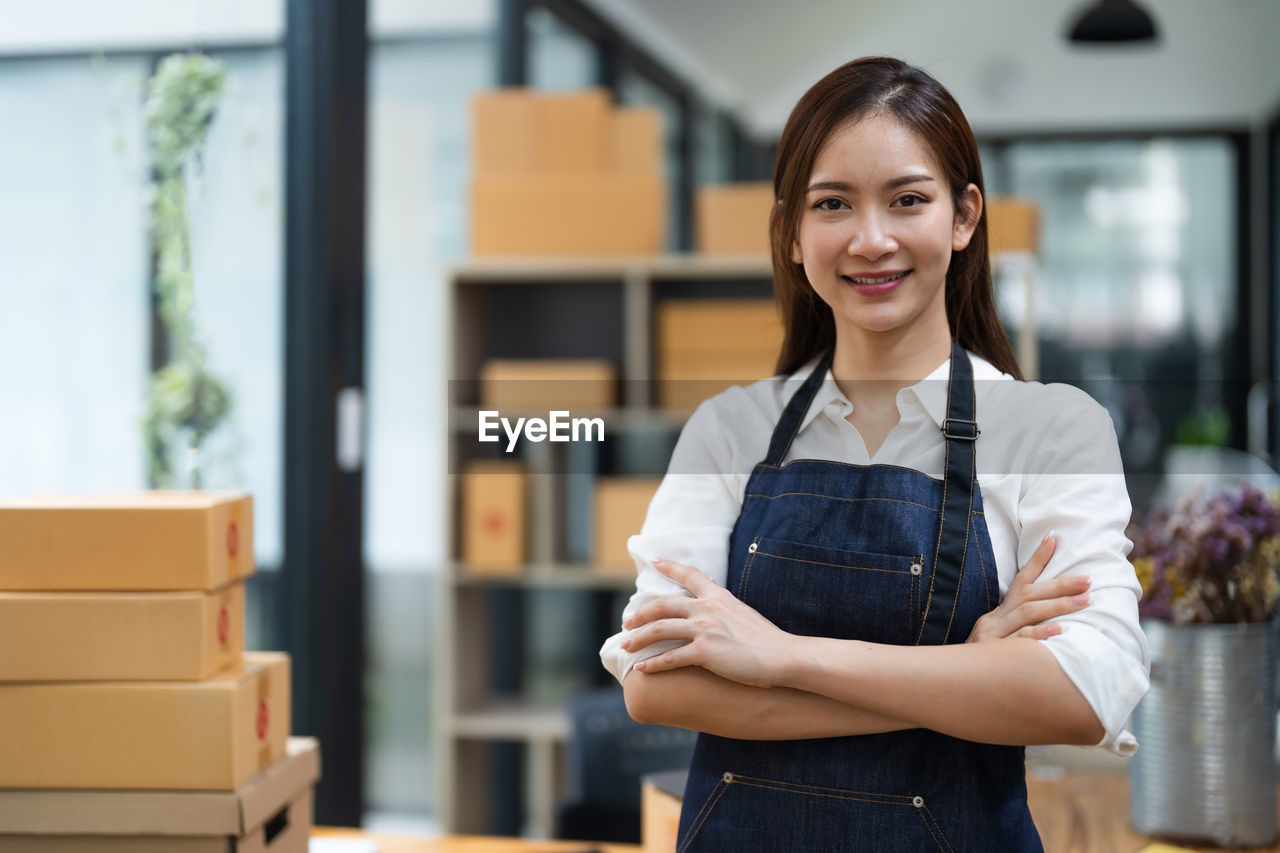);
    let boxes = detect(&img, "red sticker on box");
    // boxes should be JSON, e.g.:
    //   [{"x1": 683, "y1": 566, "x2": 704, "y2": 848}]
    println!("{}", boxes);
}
[
  {"x1": 226, "y1": 522, "x2": 239, "y2": 558},
  {"x1": 256, "y1": 699, "x2": 269, "y2": 740},
  {"x1": 482, "y1": 511, "x2": 505, "y2": 535},
  {"x1": 217, "y1": 606, "x2": 230, "y2": 647}
]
